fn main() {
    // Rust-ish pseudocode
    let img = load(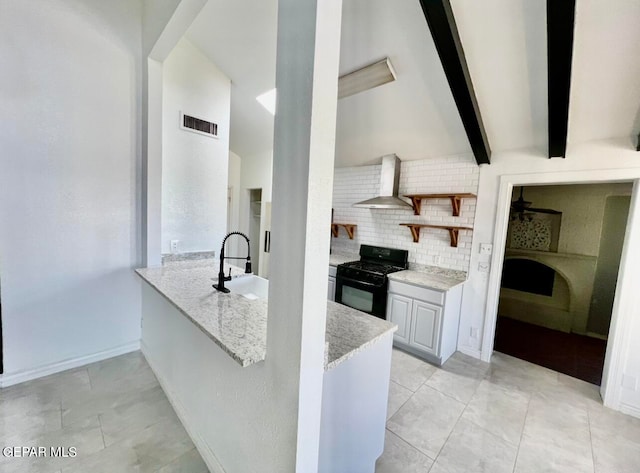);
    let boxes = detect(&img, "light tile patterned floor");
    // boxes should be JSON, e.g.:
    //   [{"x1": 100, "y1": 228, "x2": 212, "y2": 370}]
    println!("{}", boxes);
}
[
  {"x1": 0, "y1": 352, "x2": 208, "y2": 473},
  {"x1": 378, "y1": 349, "x2": 640, "y2": 473},
  {"x1": 1, "y1": 349, "x2": 639, "y2": 473}
]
